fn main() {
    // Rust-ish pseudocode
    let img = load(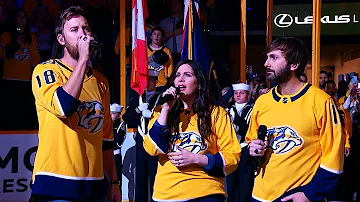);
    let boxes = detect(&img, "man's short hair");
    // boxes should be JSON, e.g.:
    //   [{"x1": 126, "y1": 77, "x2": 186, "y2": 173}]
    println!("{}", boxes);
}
[
  {"x1": 320, "y1": 70, "x2": 328, "y2": 75},
  {"x1": 265, "y1": 37, "x2": 308, "y2": 78},
  {"x1": 151, "y1": 27, "x2": 165, "y2": 38},
  {"x1": 55, "y1": 6, "x2": 89, "y2": 36}
]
